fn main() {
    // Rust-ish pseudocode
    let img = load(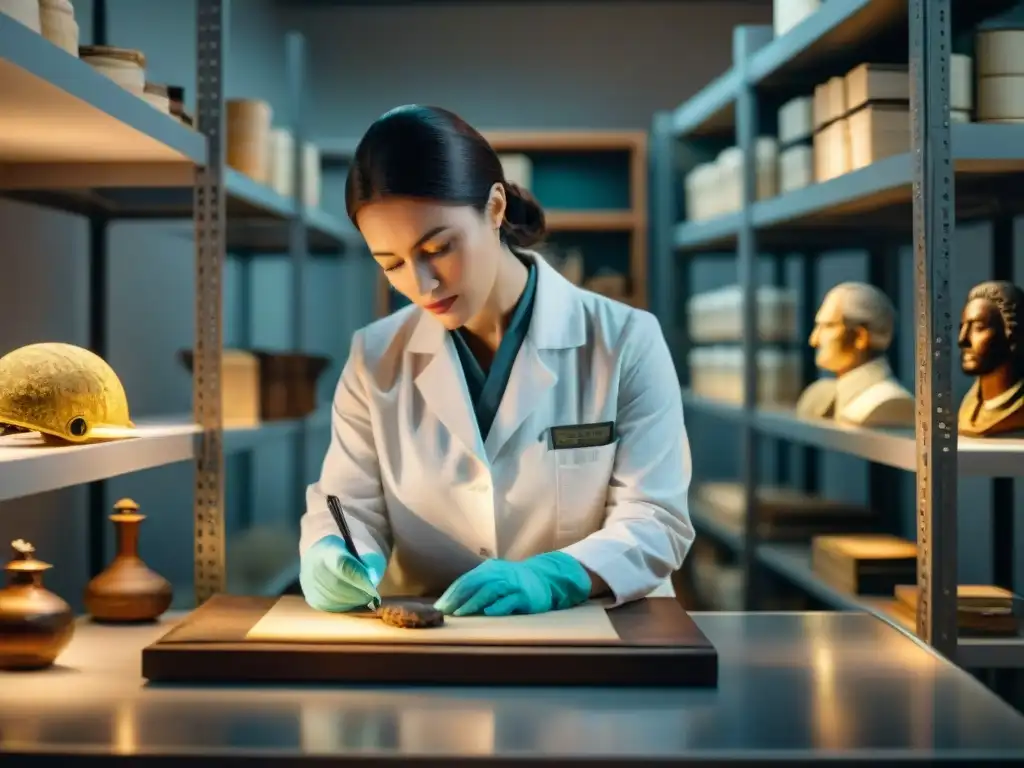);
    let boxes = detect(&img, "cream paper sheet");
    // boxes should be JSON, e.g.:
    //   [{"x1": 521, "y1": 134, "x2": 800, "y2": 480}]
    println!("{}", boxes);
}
[{"x1": 245, "y1": 595, "x2": 620, "y2": 644}]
